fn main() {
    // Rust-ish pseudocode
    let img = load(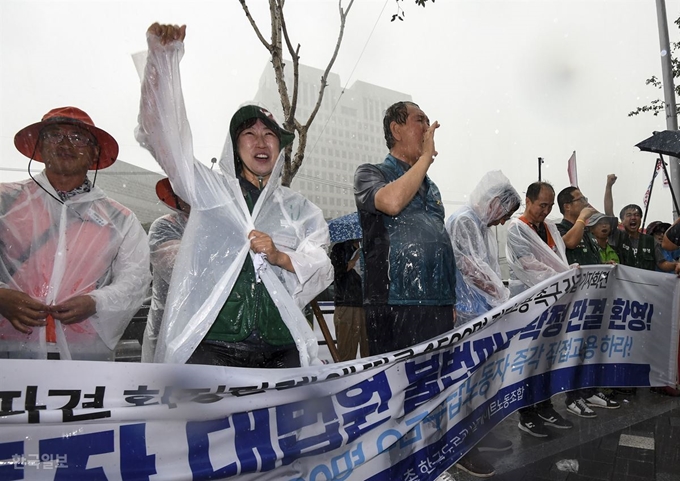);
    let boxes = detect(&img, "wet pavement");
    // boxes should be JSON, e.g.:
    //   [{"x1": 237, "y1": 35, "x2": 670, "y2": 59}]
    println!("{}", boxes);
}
[{"x1": 443, "y1": 389, "x2": 680, "y2": 481}]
